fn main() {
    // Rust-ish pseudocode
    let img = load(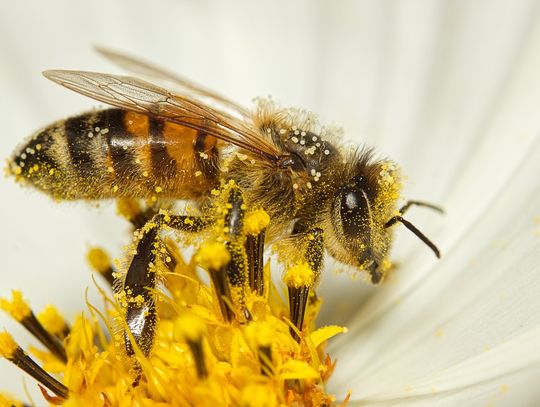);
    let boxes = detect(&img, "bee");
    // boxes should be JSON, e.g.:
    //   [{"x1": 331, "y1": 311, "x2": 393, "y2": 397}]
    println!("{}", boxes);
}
[{"x1": 9, "y1": 49, "x2": 441, "y2": 356}]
